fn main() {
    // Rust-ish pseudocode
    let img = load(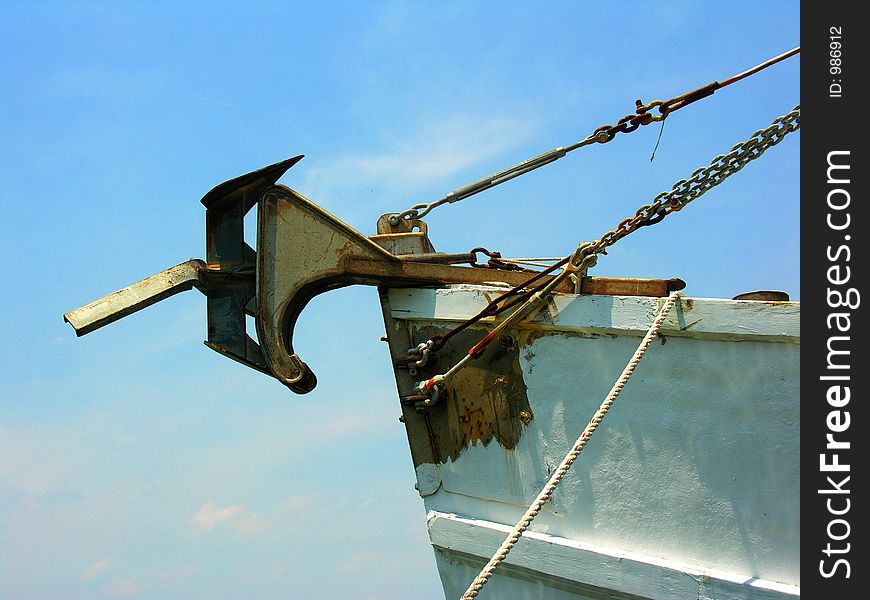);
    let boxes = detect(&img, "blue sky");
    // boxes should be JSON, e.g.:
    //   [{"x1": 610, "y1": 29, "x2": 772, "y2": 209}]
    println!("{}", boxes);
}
[{"x1": 1, "y1": 2, "x2": 799, "y2": 599}]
